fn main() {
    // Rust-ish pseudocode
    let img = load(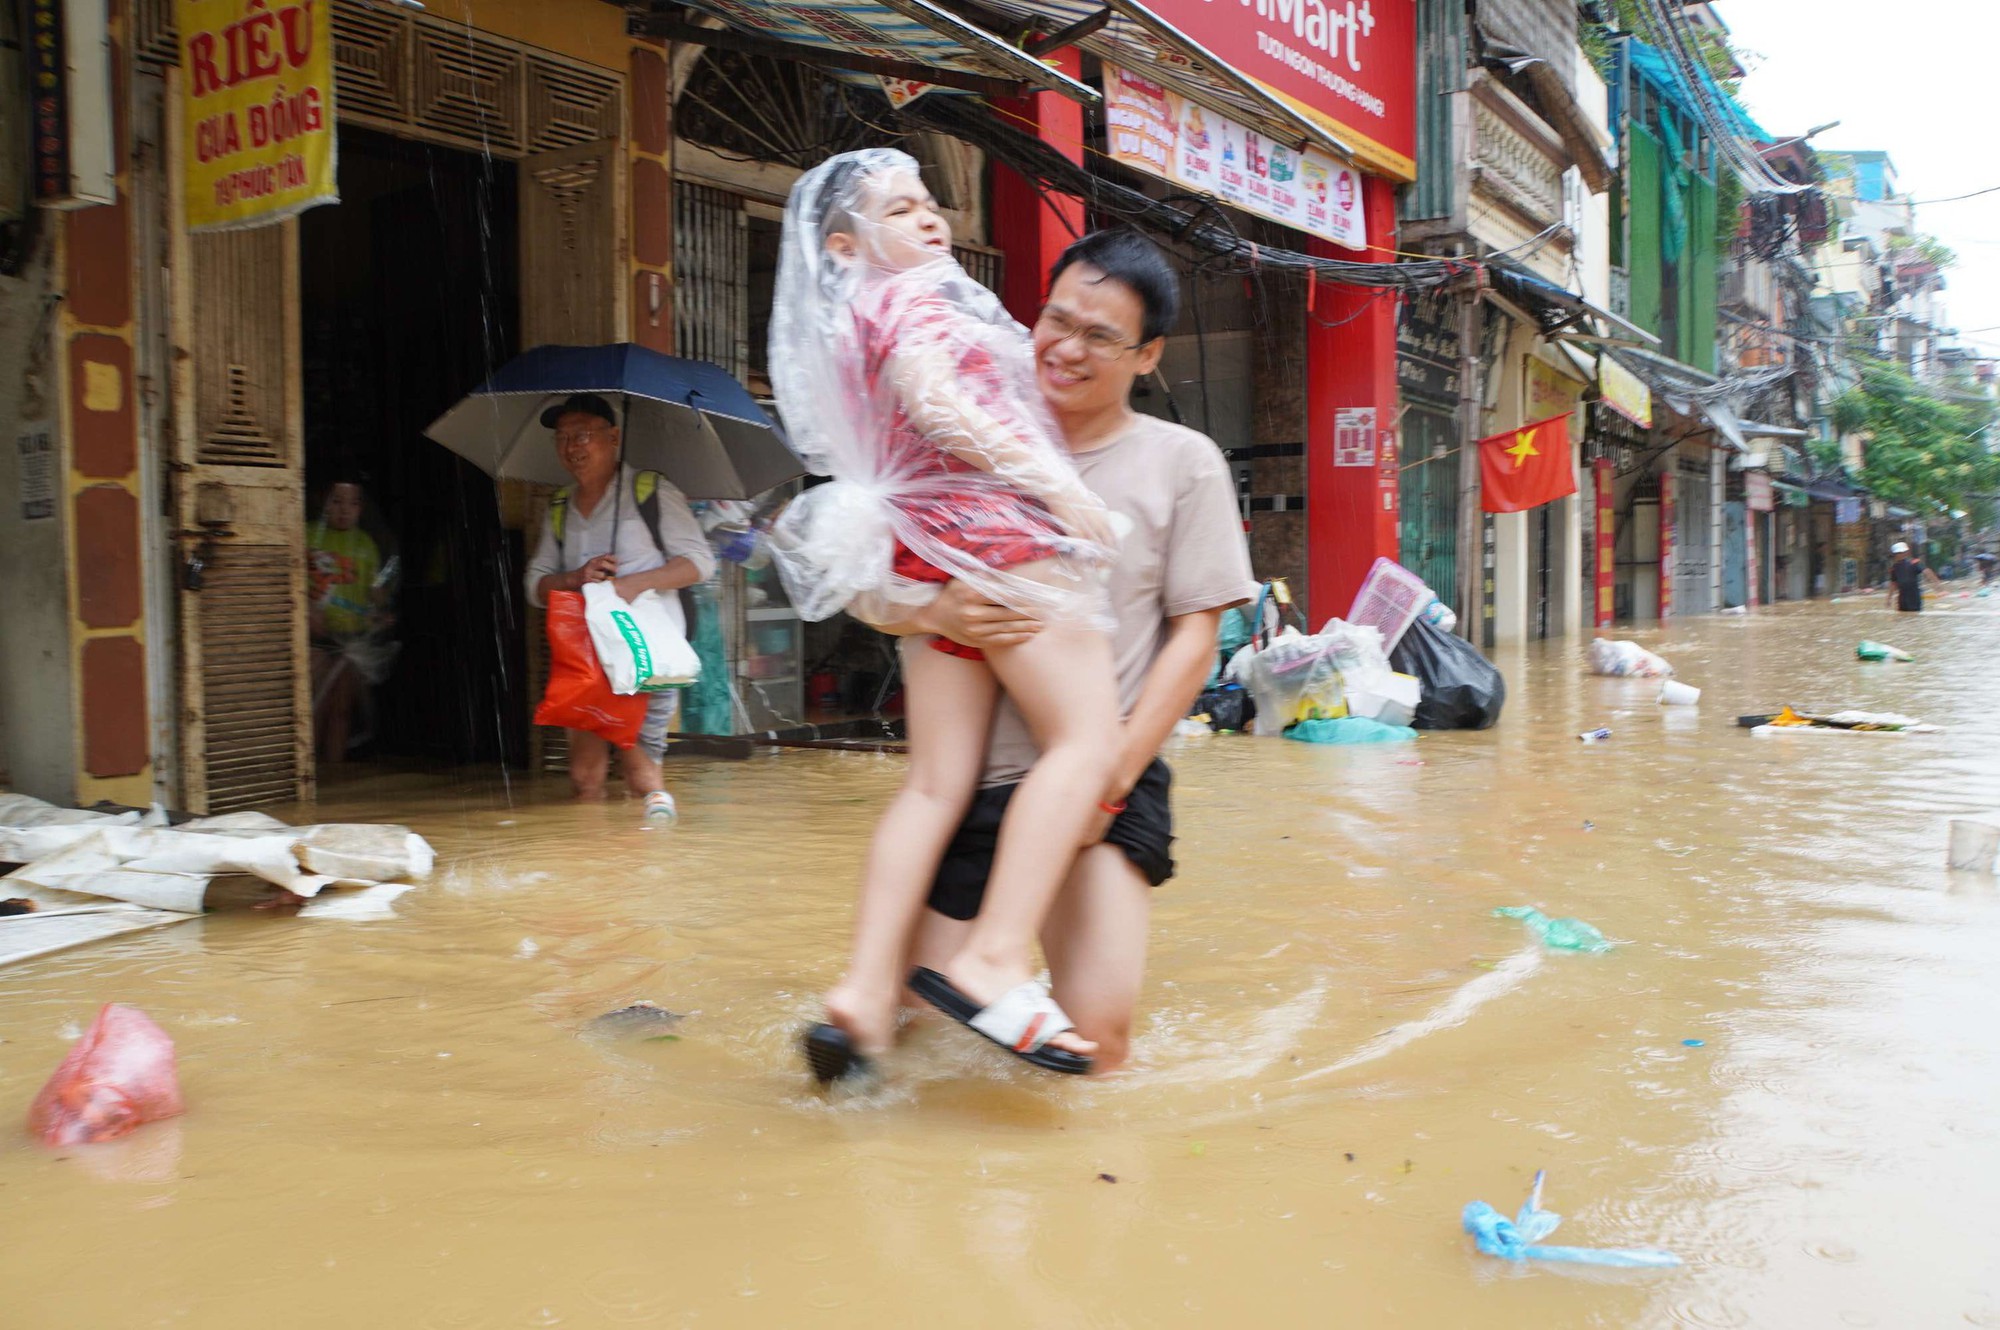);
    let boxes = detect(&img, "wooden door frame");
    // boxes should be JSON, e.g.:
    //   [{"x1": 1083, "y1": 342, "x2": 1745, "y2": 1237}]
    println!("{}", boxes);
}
[{"x1": 165, "y1": 68, "x2": 312, "y2": 813}]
